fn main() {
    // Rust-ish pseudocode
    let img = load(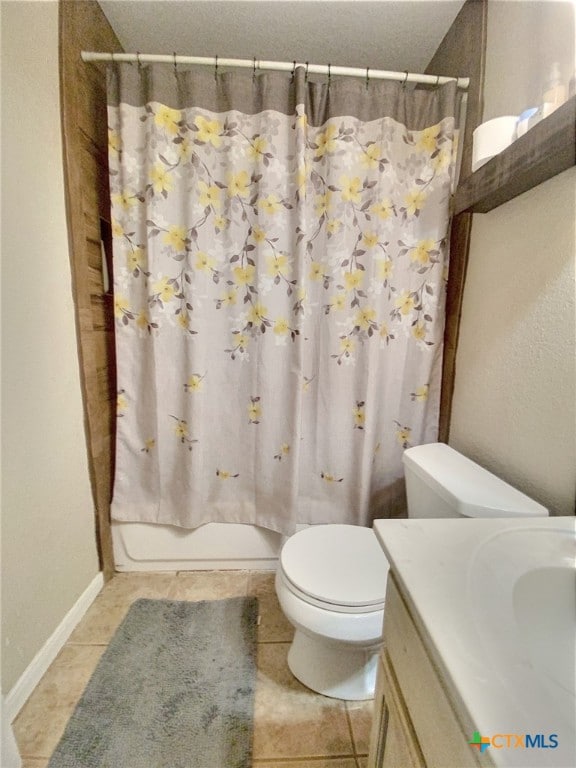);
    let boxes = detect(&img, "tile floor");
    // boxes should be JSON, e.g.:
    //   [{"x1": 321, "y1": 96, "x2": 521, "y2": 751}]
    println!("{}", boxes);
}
[{"x1": 13, "y1": 571, "x2": 373, "y2": 768}]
